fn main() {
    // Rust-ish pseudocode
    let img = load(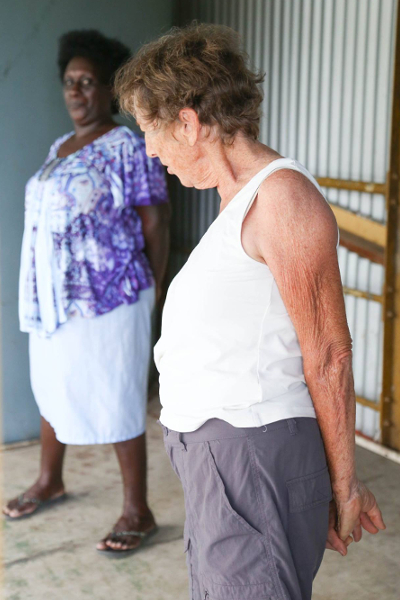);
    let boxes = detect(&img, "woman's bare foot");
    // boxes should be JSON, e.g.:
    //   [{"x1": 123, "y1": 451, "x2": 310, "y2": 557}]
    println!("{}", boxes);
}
[
  {"x1": 97, "y1": 510, "x2": 157, "y2": 552},
  {"x1": 2, "y1": 480, "x2": 65, "y2": 519}
]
